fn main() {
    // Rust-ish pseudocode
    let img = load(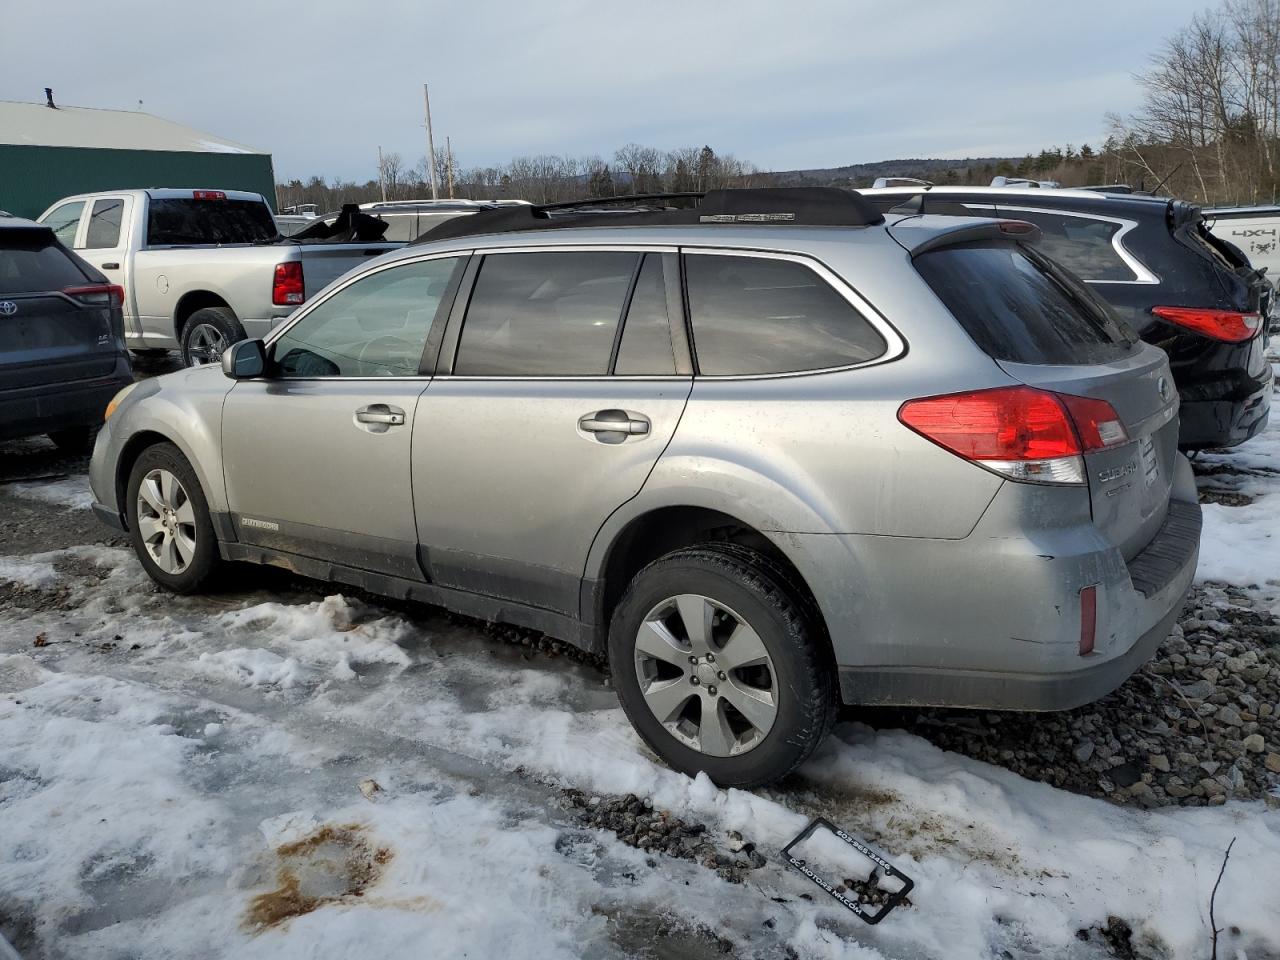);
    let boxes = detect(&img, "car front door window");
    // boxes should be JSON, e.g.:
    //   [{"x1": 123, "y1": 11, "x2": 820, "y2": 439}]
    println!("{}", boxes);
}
[
  {"x1": 273, "y1": 257, "x2": 463, "y2": 377},
  {"x1": 39, "y1": 201, "x2": 86, "y2": 246}
]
